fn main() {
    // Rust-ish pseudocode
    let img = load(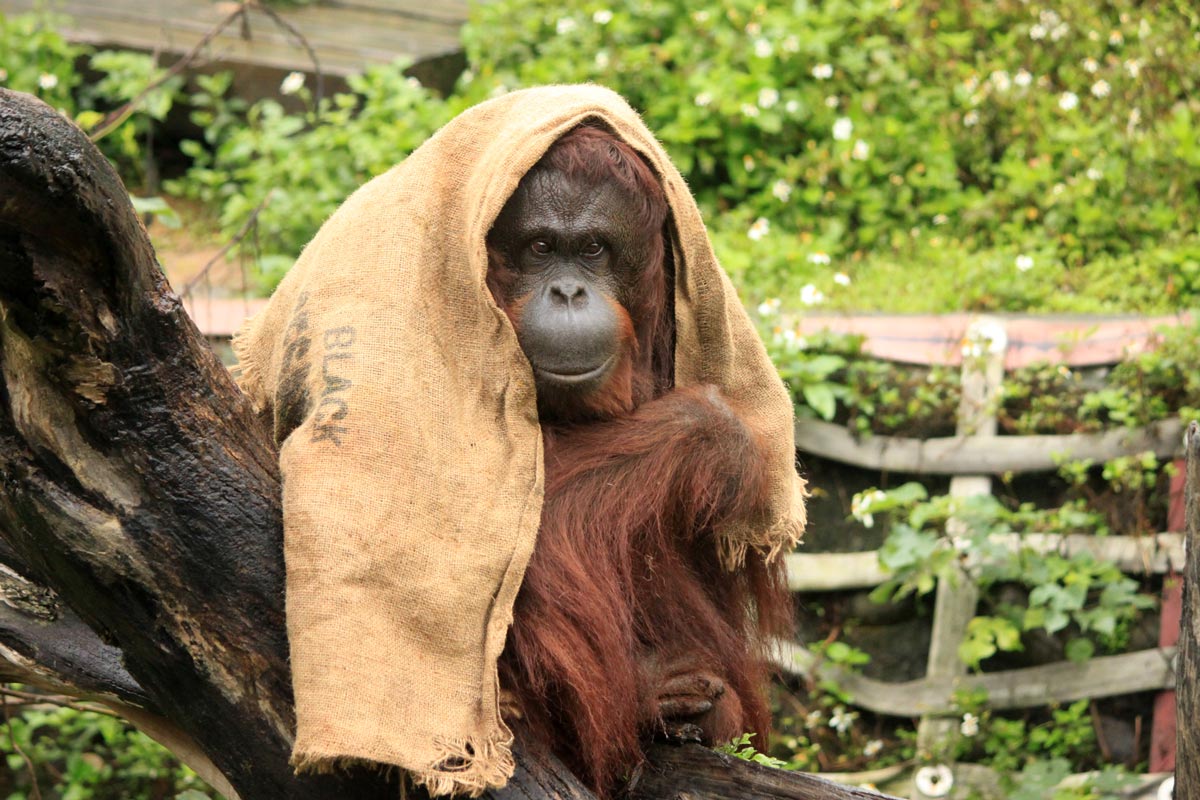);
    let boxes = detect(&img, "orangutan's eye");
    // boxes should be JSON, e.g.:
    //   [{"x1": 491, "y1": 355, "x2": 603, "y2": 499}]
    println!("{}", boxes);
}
[
  {"x1": 581, "y1": 241, "x2": 604, "y2": 258},
  {"x1": 530, "y1": 239, "x2": 552, "y2": 256}
]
